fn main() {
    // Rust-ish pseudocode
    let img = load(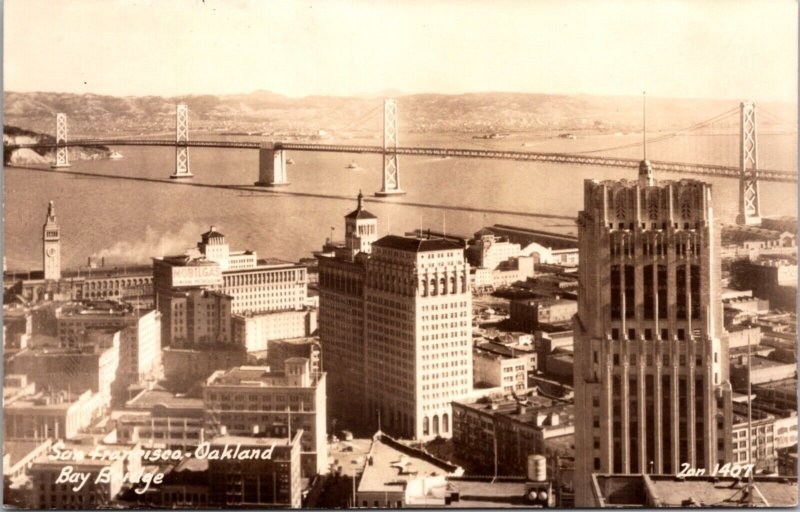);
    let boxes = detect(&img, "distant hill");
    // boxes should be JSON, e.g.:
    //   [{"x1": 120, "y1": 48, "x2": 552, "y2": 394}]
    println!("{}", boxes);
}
[{"x1": 4, "y1": 90, "x2": 795, "y2": 138}]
